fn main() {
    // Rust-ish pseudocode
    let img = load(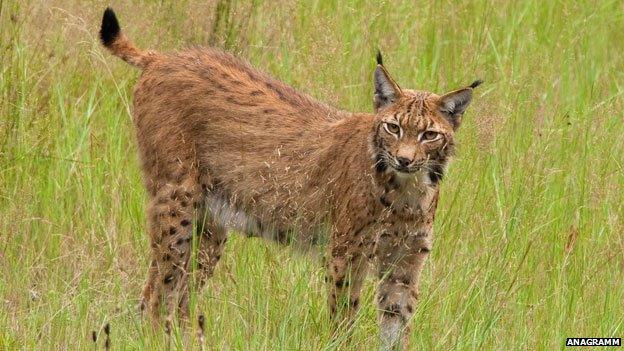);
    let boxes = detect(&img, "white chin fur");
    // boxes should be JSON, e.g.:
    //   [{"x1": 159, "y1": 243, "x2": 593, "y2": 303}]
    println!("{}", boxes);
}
[{"x1": 392, "y1": 168, "x2": 431, "y2": 185}]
